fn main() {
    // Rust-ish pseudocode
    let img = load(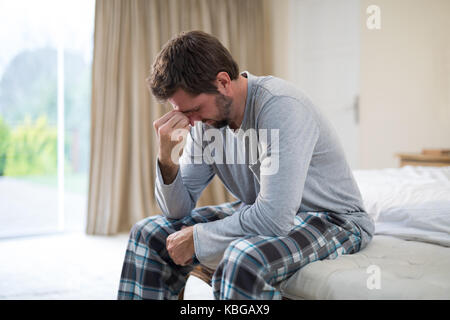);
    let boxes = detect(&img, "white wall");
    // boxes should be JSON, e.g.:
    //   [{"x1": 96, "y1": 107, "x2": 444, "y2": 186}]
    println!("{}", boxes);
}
[
  {"x1": 360, "y1": 0, "x2": 450, "y2": 168},
  {"x1": 268, "y1": 0, "x2": 361, "y2": 169},
  {"x1": 268, "y1": 0, "x2": 450, "y2": 169}
]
